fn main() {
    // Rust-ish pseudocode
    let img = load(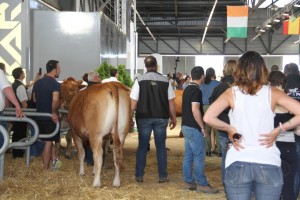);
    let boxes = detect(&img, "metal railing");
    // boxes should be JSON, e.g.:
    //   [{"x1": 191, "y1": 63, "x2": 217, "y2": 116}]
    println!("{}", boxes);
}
[
  {"x1": 0, "y1": 108, "x2": 67, "y2": 181},
  {"x1": 3, "y1": 107, "x2": 69, "y2": 134},
  {"x1": 0, "y1": 116, "x2": 38, "y2": 180}
]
